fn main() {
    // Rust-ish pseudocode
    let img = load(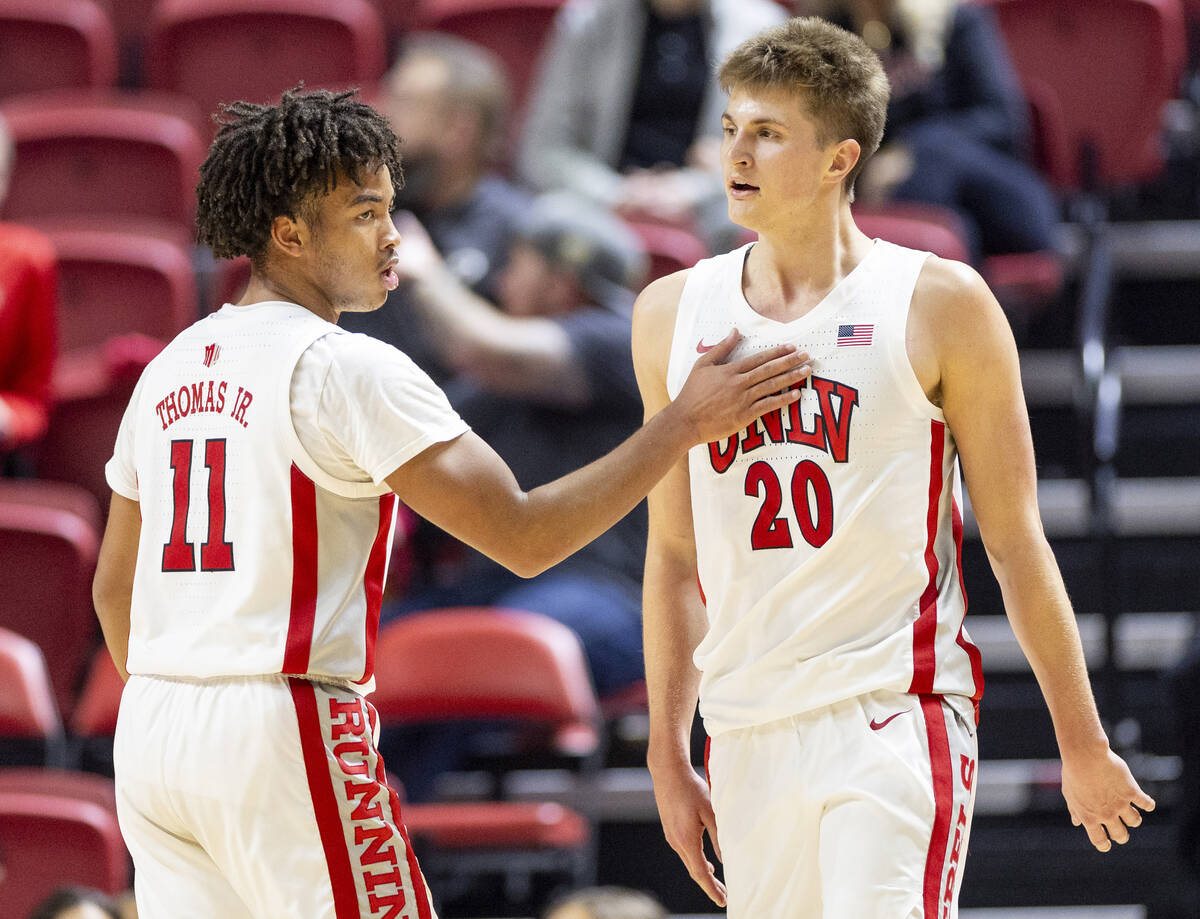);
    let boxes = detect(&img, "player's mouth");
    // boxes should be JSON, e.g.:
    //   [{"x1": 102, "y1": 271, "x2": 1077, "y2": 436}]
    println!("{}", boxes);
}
[
  {"x1": 728, "y1": 179, "x2": 760, "y2": 199},
  {"x1": 379, "y1": 256, "x2": 400, "y2": 291}
]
